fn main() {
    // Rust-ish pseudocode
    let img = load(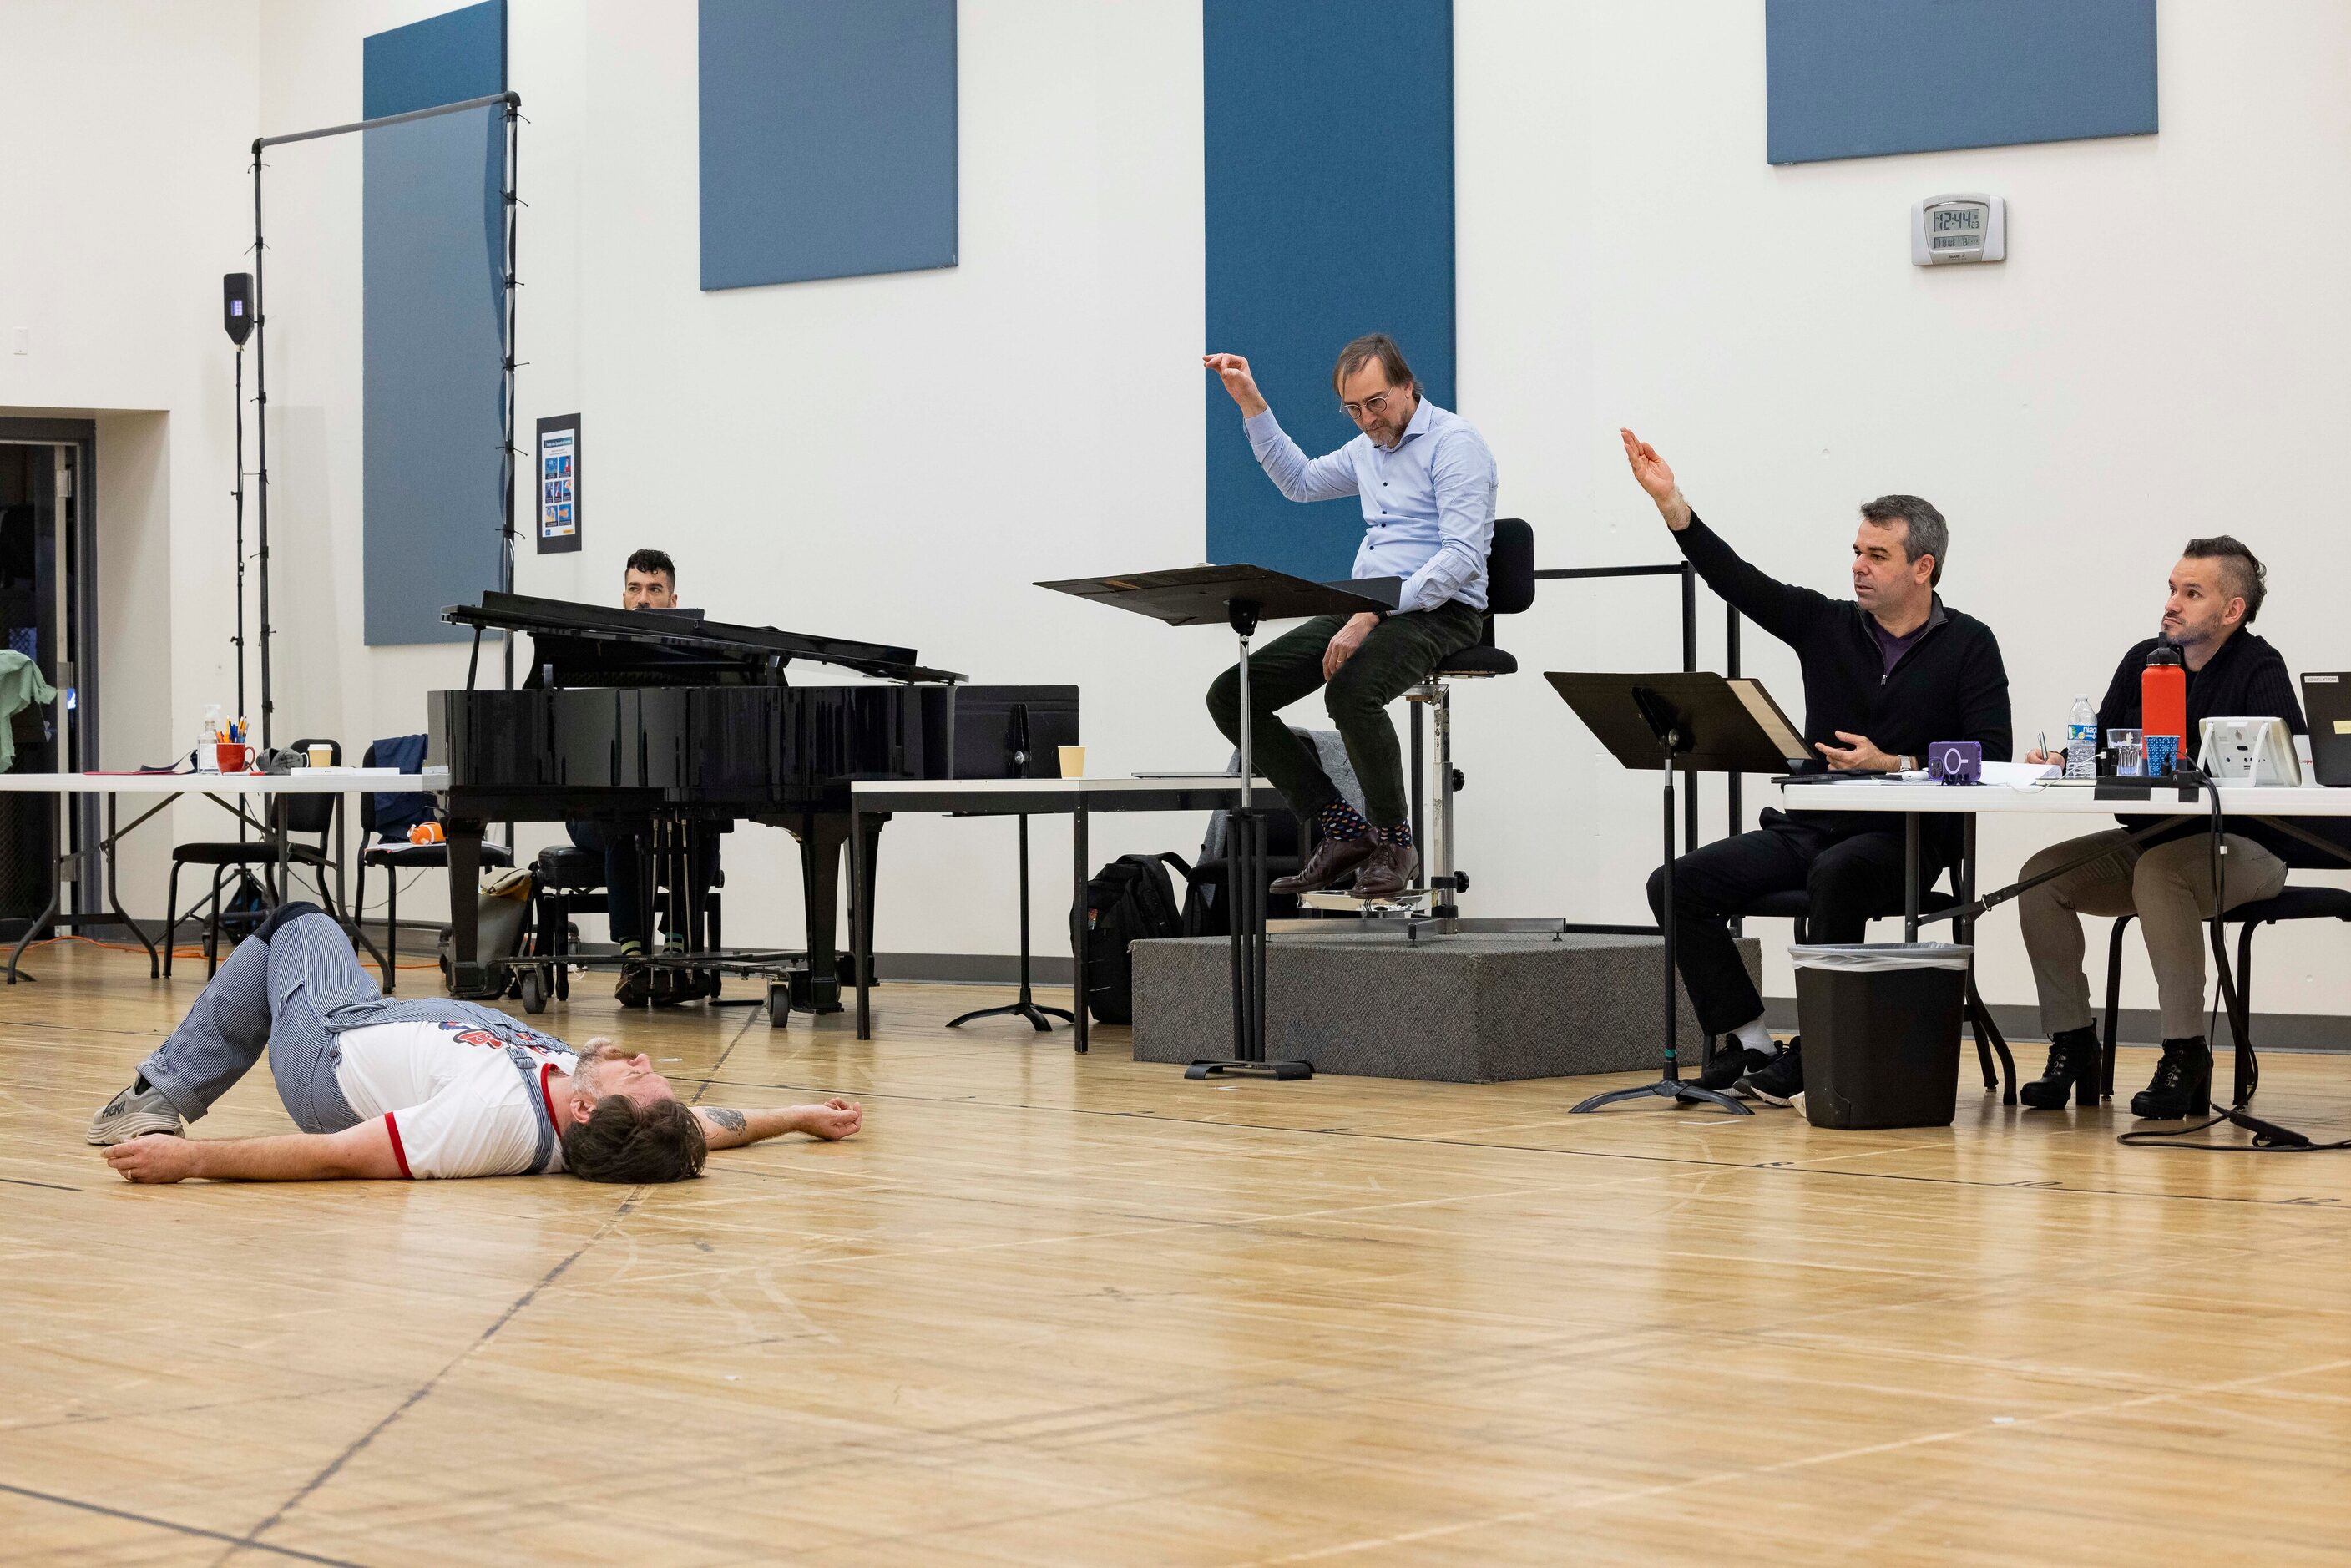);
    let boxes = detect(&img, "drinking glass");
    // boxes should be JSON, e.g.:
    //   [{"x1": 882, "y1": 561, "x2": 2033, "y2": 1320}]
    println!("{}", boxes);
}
[{"x1": 2108, "y1": 728, "x2": 2143, "y2": 777}]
